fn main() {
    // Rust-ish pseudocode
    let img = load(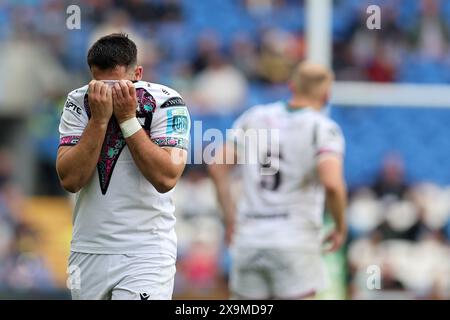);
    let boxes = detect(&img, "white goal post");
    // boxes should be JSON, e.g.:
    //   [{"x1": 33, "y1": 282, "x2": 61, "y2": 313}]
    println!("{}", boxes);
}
[
  {"x1": 332, "y1": 82, "x2": 450, "y2": 108},
  {"x1": 306, "y1": 0, "x2": 450, "y2": 108}
]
